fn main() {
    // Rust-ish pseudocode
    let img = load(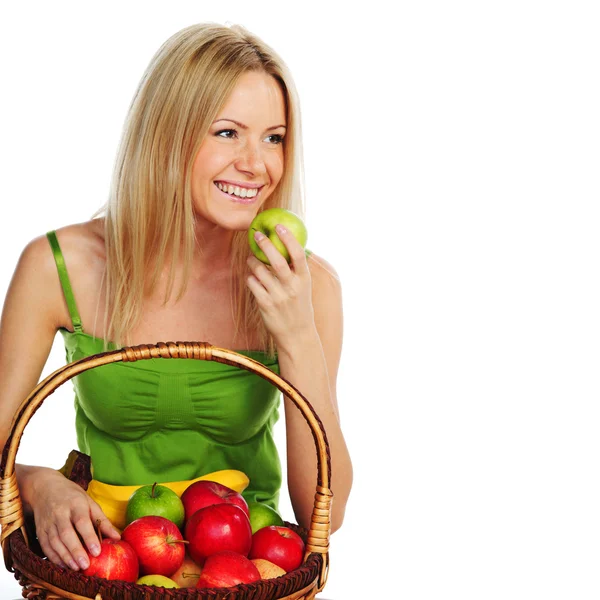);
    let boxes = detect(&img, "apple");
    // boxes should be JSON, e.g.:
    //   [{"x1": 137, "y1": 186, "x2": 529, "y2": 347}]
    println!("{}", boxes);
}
[
  {"x1": 170, "y1": 553, "x2": 203, "y2": 588},
  {"x1": 248, "y1": 208, "x2": 308, "y2": 264},
  {"x1": 126, "y1": 482, "x2": 185, "y2": 529},
  {"x1": 247, "y1": 501, "x2": 284, "y2": 534},
  {"x1": 82, "y1": 538, "x2": 138, "y2": 582},
  {"x1": 196, "y1": 551, "x2": 260, "y2": 589},
  {"x1": 181, "y1": 480, "x2": 249, "y2": 523},
  {"x1": 122, "y1": 515, "x2": 186, "y2": 577},
  {"x1": 251, "y1": 558, "x2": 286, "y2": 579},
  {"x1": 249, "y1": 526, "x2": 305, "y2": 573},
  {"x1": 136, "y1": 574, "x2": 179, "y2": 588},
  {"x1": 185, "y1": 504, "x2": 252, "y2": 565}
]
